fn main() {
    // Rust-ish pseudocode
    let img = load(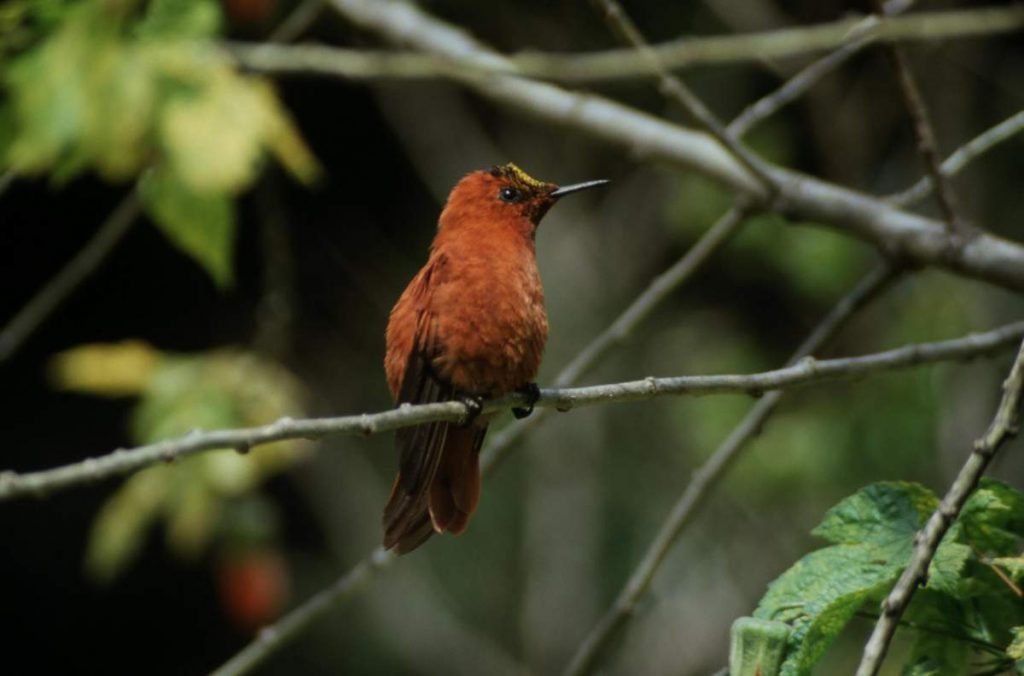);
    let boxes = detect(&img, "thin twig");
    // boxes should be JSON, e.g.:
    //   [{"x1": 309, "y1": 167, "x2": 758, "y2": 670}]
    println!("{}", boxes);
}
[
  {"x1": 316, "y1": 0, "x2": 1024, "y2": 291},
  {"x1": 889, "y1": 110, "x2": 1024, "y2": 207},
  {"x1": 554, "y1": 204, "x2": 750, "y2": 389},
  {"x1": 0, "y1": 170, "x2": 14, "y2": 198},
  {"x1": 561, "y1": 263, "x2": 902, "y2": 676},
  {"x1": 873, "y1": 0, "x2": 963, "y2": 234},
  {"x1": 510, "y1": 6, "x2": 1024, "y2": 83},
  {"x1": 6, "y1": 318, "x2": 1021, "y2": 503},
  {"x1": 852, "y1": 610, "x2": 1007, "y2": 655},
  {"x1": 727, "y1": 0, "x2": 913, "y2": 138},
  {"x1": 592, "y1": 0, "x2": 776, "y2": 200},
  {"x1": 211, "y1": 548, "x2": 394, "y2": 676},
  {"x1": 229, "y1": 6, "x2": 1024, "y2": 86},
  {"x1": 855, "y1": 337, "x2": 1024, "y2": 676},
  {"x1": 0, "y1": 191, "x2": 141, "y2": 364},
  {"x1": 268, "y1": 0, "x2": 322, "y2": 43},
  {"x1": 213, "y1": 205, "x2": 750, "y2": 675}
]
